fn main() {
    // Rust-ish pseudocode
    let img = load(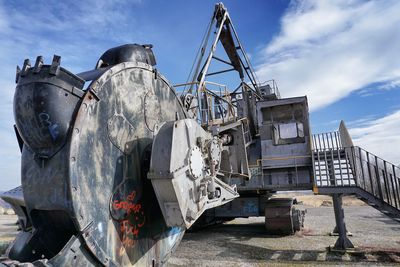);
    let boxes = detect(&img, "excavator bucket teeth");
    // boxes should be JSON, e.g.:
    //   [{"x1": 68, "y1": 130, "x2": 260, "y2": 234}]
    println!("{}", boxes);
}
[{"x1": 6, "y1": 48, "x2": 187, "y2": 266}]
